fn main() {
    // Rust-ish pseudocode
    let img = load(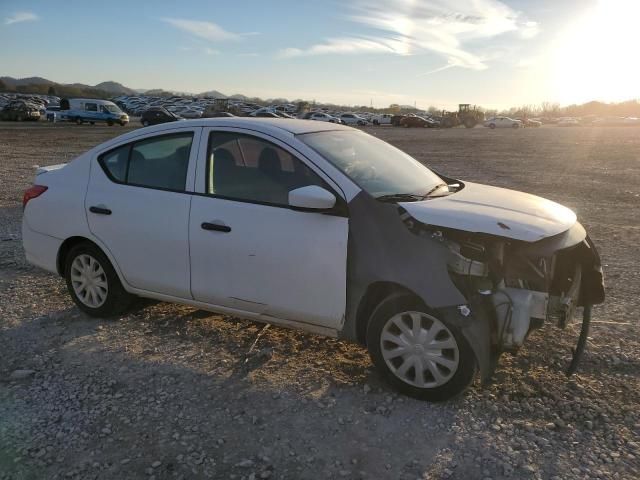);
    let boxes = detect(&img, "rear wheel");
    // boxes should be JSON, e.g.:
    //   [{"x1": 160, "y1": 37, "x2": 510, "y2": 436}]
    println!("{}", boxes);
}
[
  {"x1": 64, "y1": 242, "x2": 134, "y2": 317},
  {"x1": 489, "y1": 123, "x2": 496, "y2": 129},
  {"x1": 373, "y1": 119, "x2": 379, "y2": 126},
  {"x1": 75, "y1": 117, "x2": 83, "y2": 125},
  {"x1": 367, "y1": 294, "x2": 476, "y2": 401},
  {"x1": 142, "y1": 120, "x2": 149, "y2": 127},
  {"x1": 89, "y1": 121, "x2": 95, "y2": 125},
  {"x1": 107, "y1": 120, "x2": 114, "y2": 126},
  {"x1": 512, "y1": 123, "x2": 519, "y2": 128}
]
